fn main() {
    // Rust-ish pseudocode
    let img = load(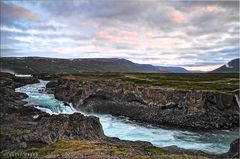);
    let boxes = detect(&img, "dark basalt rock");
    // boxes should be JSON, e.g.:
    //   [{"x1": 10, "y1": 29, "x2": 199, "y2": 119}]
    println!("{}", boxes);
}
[
  {"x1": 13, "y1": 76, "x2": 40, "y2": 88},
  {"x1": 218, "y1": 138, "x2": 240, "y2": 159},
  {"x1": 33, "y1": 74, "x2": 57, "y2": 80},
  {"x1": 63, "y1": 102, "x2": 70, "y2": 106},
  {"x1": 0, "y1": 72, "x2": 40, "y2": 88},
  {"x1": 22, "y1": 113, "x2": 106, "y2": 144},
  {"x1": 228, "y1": 138, "x2": 240, "y2": 158},
  {"x1": 46, "y1": 81, "x2": 58, "y2": 94},
  {"x1": 227, "y1": 138, "x2": 240, "y2": 158},
  {"x1": 1, "y1": 114, "x2": 106, "y2": 153},
  {"x1": 46, "y1": 81, "x2": 58, "y2": 88}
]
